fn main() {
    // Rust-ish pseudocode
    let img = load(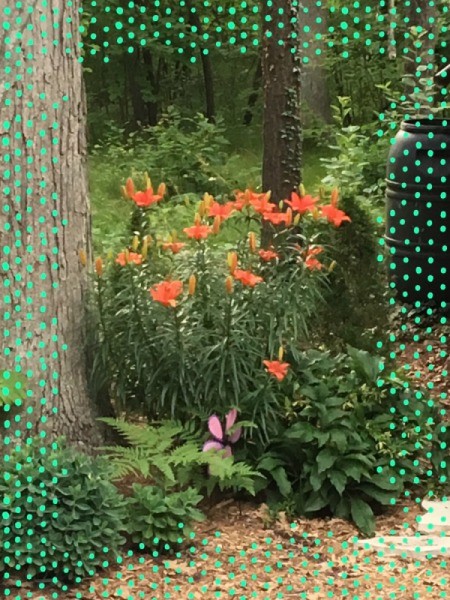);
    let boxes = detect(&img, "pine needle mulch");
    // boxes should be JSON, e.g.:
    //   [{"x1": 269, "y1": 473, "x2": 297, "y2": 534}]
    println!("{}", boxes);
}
[{"x1": 17, "y1": 498, "x2": 450, "y2": 600}]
